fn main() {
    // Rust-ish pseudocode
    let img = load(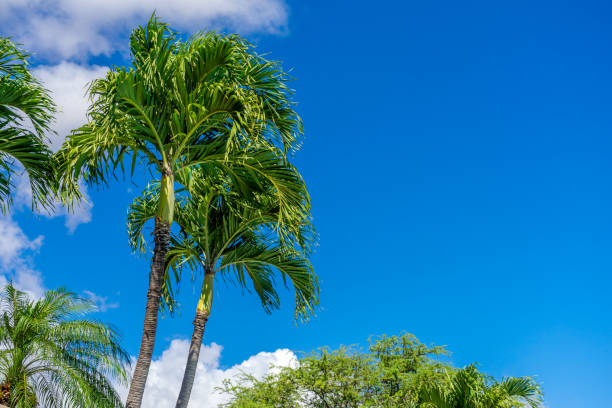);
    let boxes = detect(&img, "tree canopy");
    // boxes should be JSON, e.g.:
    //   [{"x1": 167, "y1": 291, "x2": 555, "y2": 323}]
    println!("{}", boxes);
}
[{"x1": 220, "y1": 333, "x2": 542, "y2": 408}]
